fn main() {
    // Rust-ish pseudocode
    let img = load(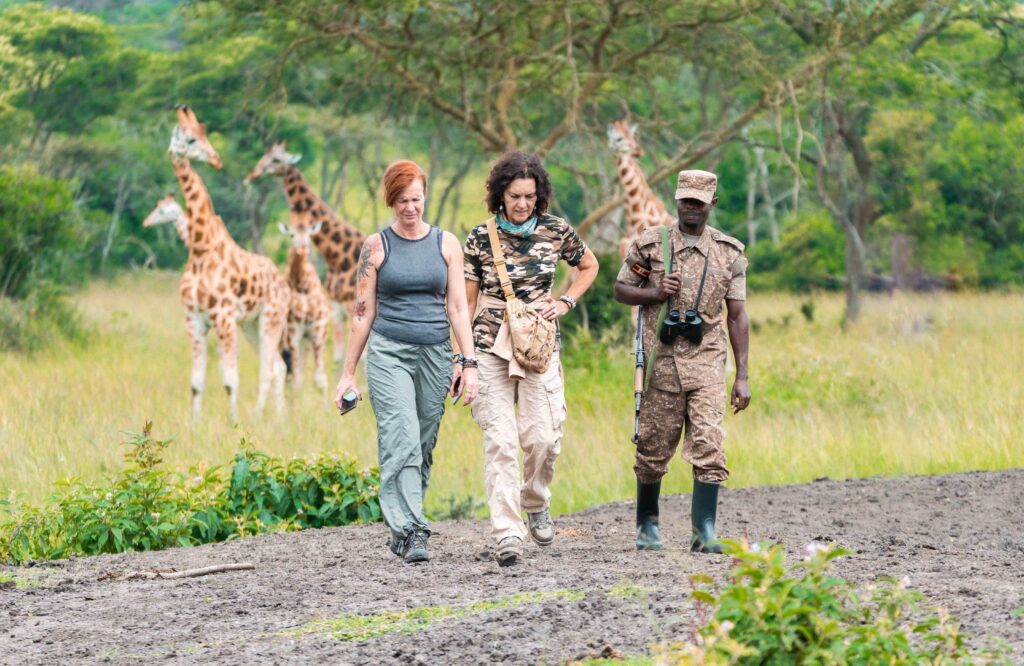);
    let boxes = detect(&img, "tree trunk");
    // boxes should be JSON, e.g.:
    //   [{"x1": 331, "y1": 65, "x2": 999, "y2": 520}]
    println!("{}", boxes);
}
[
  {"x1": 844, "y1": 224, "x2": 864, "y2": 322},
  {"x1": 743, "y1": 147, "x2": 758, "y2": 246}
]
